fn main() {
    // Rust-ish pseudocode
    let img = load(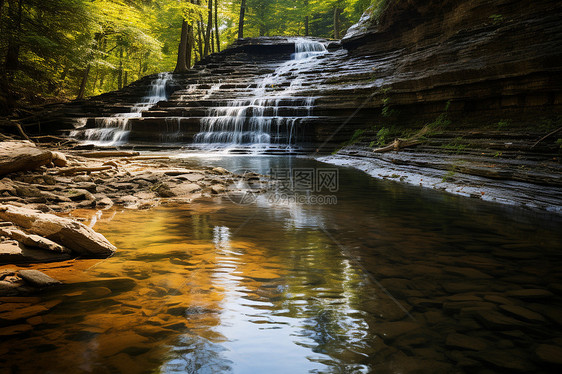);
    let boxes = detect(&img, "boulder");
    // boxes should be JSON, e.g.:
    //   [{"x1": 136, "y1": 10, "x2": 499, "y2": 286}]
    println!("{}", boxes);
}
[
  {"x1": 18, "y1": 270, "x2": 61, "y2": 288},
  {"x1": 51, "y1": 152, "x2": 68, "y2": 167},
  {"x1": 0, "y1": 141, "x2": 53, "y2": 176},
  {"x1": 0, "y1": 204, "x2": 116, "y2": 258}
]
